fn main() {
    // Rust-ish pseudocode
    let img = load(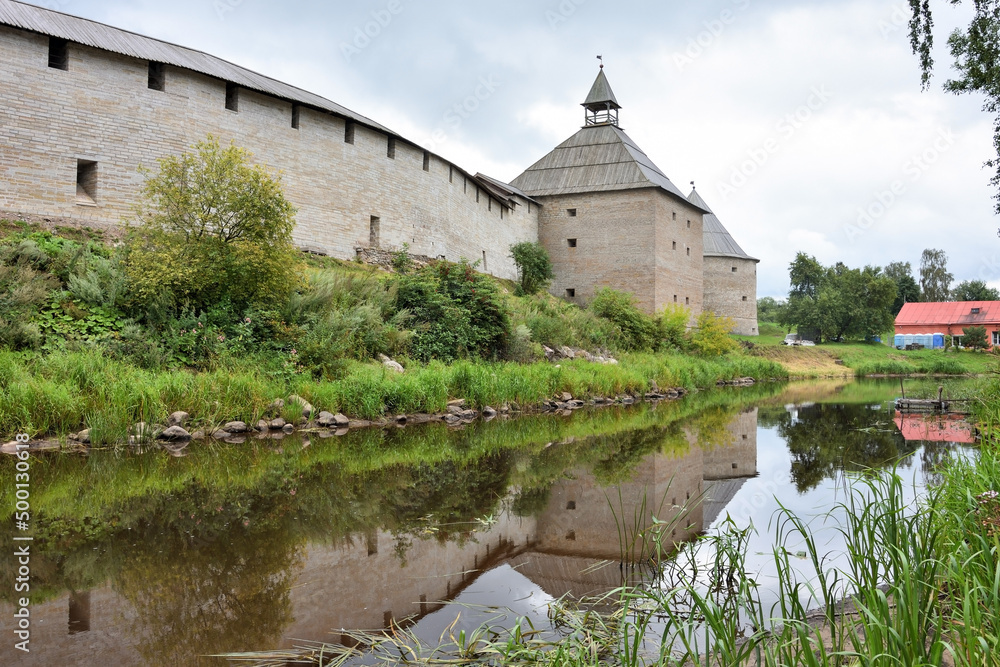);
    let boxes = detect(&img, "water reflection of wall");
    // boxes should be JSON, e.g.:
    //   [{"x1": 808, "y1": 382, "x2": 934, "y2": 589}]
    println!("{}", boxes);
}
[
  {"x1": 286, "y1": 513, "x2": 538, "y2": 642},
  {"x1": 0, "y1": 407, "x2": 760, "y2": 663}
]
